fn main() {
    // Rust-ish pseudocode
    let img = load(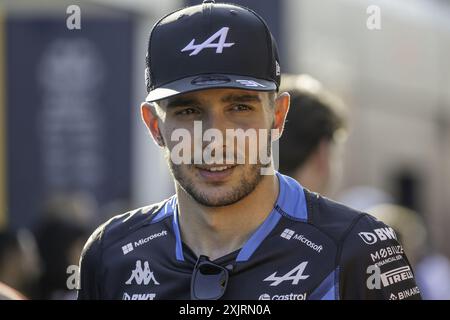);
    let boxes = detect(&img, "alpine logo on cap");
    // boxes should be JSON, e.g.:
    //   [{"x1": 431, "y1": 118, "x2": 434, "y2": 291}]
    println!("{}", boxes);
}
[{"x1": 181, "y1": 27, "x2": 234, "y2": 56}]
